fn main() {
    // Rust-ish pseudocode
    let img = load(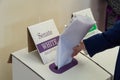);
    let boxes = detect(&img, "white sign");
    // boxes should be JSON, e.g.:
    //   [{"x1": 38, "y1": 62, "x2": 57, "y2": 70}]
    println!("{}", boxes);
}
[
  {"x1": 72, "y1": 8, "x2": 95, "y2": 21},
  {"x1": 28, "y1": 19, "x2": 59, "y2": 64},
  {"x1": 72, "y1": 8, "x2": 99, "y2": 39}
]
